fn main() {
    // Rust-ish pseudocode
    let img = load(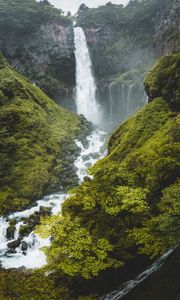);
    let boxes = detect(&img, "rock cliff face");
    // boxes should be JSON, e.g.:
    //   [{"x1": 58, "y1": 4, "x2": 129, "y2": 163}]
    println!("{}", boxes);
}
[
  {"x1": 155, "y1": 0, "x2": 180, "y2": 55},
  {"x1": 0, "y1": 21, "x2": 76, "y2": 109}
]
